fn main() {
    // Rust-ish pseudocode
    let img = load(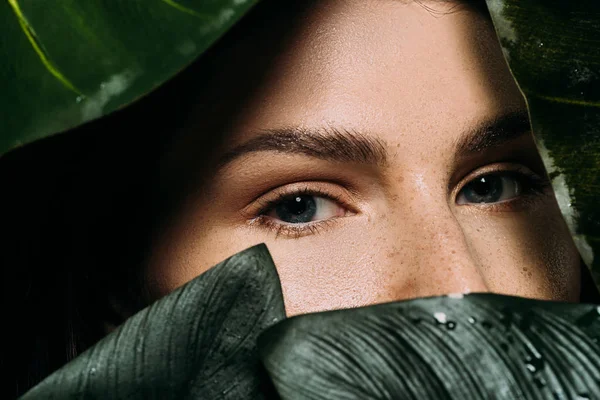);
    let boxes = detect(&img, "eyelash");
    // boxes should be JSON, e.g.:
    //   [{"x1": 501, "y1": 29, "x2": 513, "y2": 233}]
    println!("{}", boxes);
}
[
  {"x1": 248, "y1": 167, "x2": 552, "y2": 238},
  {"x1": 248, "y1": 186, "x2": 352, "y2": 239}
]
